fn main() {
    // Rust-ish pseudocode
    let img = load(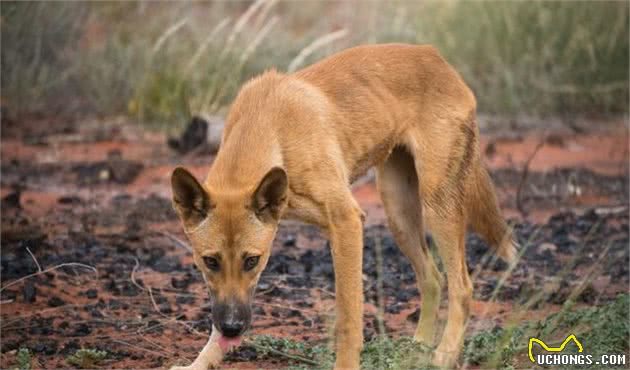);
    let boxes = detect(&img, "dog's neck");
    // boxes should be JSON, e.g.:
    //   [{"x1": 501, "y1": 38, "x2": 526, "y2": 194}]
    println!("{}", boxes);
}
[{"x1": 205, "y1": 127, "x2": 283, "y2": 194}]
